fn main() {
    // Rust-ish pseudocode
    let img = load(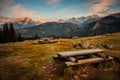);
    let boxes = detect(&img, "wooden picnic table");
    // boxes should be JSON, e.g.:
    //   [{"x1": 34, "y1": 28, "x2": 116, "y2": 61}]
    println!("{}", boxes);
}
[{"x1": 53, "y1": 49, "x2": 113, "y2": 67}]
